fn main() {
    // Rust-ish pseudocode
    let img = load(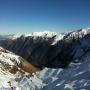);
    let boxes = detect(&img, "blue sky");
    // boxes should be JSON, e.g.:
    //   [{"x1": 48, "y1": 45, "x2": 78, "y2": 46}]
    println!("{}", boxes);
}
[{"x1": 0, "y1": 0, "x2": 90, "y2": 34}]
